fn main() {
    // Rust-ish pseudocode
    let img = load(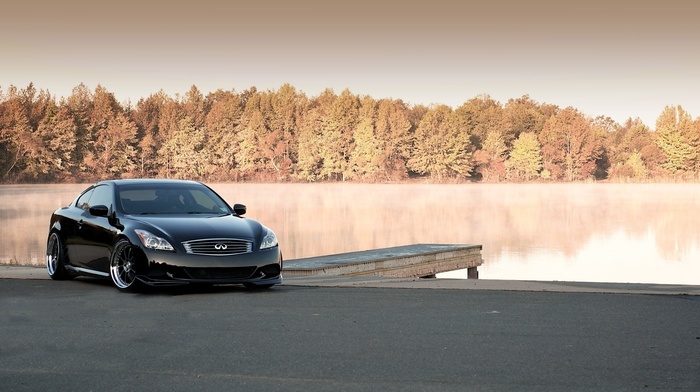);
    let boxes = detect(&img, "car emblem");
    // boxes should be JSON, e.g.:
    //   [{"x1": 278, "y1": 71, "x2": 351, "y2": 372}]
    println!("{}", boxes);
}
[{"x1": 214, "y1": 243, "x2": 228, "y2": 250}]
